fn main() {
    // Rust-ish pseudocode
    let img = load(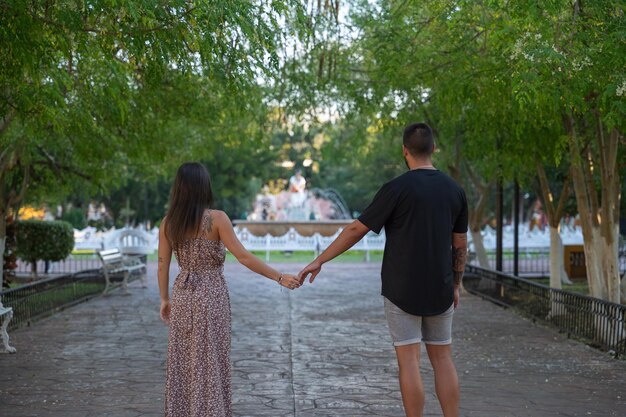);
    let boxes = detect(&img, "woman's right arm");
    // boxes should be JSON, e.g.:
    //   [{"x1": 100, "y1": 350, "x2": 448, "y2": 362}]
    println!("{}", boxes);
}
[
  {"x1": 214, "y1": 211, "x2": 301, "y2": 289},
  {"x1": 158, "y1": 218, "x2": 173, "y2": 324}
]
